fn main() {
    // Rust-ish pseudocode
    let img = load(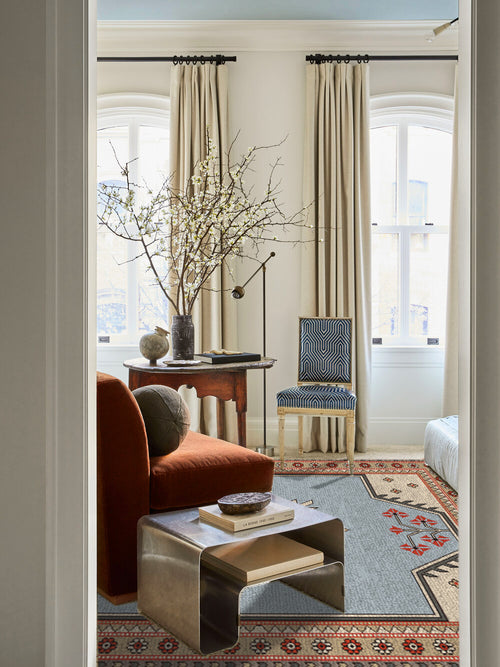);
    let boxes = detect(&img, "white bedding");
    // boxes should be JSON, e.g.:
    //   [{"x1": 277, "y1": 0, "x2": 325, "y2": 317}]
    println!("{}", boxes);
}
[{"x1": 424, "y1": 415, "x2": 458, "y2": 491}]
